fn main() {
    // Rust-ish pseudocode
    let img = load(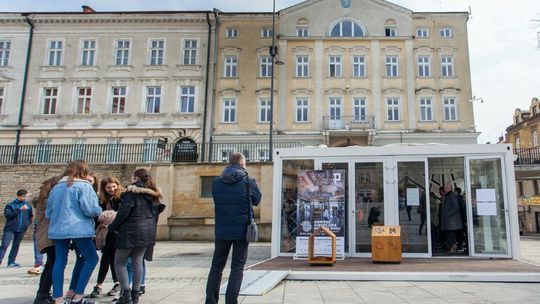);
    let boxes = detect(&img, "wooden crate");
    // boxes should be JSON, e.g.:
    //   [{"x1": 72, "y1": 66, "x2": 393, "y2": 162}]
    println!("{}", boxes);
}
[
  {"x1": 308, "y1": 226, "x2": 336, "y2": 265},
  {"x1": 371, "y1": 225, "x2": 402, "y2": 263}
]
